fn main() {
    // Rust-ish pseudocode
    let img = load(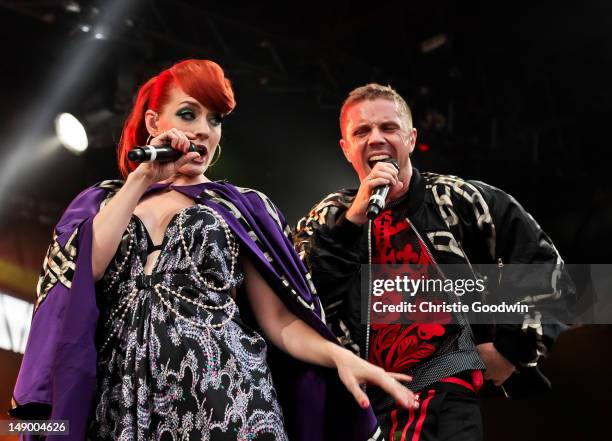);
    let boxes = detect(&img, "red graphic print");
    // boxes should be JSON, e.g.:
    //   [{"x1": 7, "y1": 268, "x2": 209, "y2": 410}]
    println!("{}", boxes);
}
[{"x1": 368, "y1": 210, "x2": 451, "y2": 372}]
